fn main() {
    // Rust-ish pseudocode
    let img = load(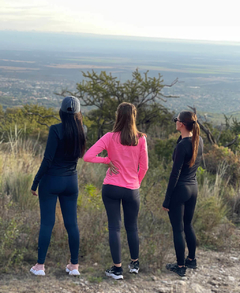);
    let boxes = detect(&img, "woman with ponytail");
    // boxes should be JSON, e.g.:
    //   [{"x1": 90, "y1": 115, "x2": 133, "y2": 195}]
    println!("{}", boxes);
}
[
  {"x1": 162, "y1": 111, "x2": 203, "y2": 277},
  {"x1": 84, "y1": 102, "x2": 148, "y2": 280}
]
